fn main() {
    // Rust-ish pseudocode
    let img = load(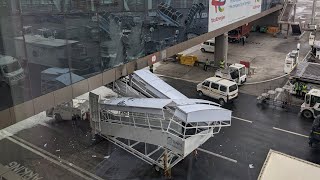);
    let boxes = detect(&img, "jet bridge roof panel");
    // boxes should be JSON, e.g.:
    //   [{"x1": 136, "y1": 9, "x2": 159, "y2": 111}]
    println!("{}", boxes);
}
[
  {"x1": 100, "y1": 98, "x2": 173, "y2": 115},
  {"x1": 174, "y1": 104, "x2": 232, "y2": 123},
  {"x1": 133, "y1": 69, "x2": 188, "y2": 99}
]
